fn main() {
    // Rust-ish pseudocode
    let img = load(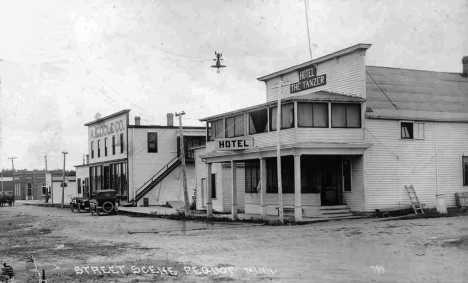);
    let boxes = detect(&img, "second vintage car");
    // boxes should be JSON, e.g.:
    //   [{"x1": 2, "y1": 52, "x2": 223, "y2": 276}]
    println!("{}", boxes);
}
[{"x1": 89, "y1": 190, "x2": 119, "y2": 216}]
